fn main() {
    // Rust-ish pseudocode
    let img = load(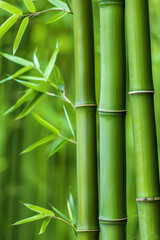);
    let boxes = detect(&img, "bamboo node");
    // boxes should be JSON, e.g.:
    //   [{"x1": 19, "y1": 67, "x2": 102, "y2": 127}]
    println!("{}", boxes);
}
[
  {"x1": 136, "y1": 197, "x2": 160, "y2": 202},
  {"x1": 99, "y1": 217, "x2": 128, "y2": 222},
  {"x1": 128, "y1": 90, "x2": 155, "y2": 95},
  {"x1": 77, "y1": 229, "x2": 100, "y2": 232},
  {"x1": 98, "y1": 109, "x2": 127, "y2": 113},
  {"x1": 75, "y1": 104, "x2": 97, "y2": 108}
]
